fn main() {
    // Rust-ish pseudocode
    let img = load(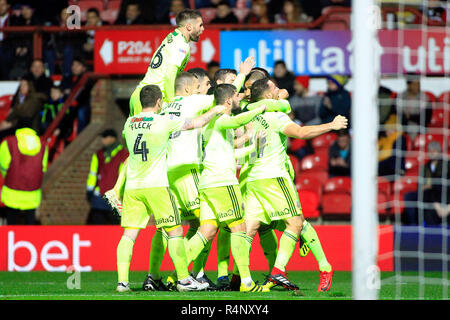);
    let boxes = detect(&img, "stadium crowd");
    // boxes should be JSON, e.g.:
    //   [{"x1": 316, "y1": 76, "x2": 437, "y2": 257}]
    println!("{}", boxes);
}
[{"x1": 0, "y1": 1, "x2": 449, "y2": 228}]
